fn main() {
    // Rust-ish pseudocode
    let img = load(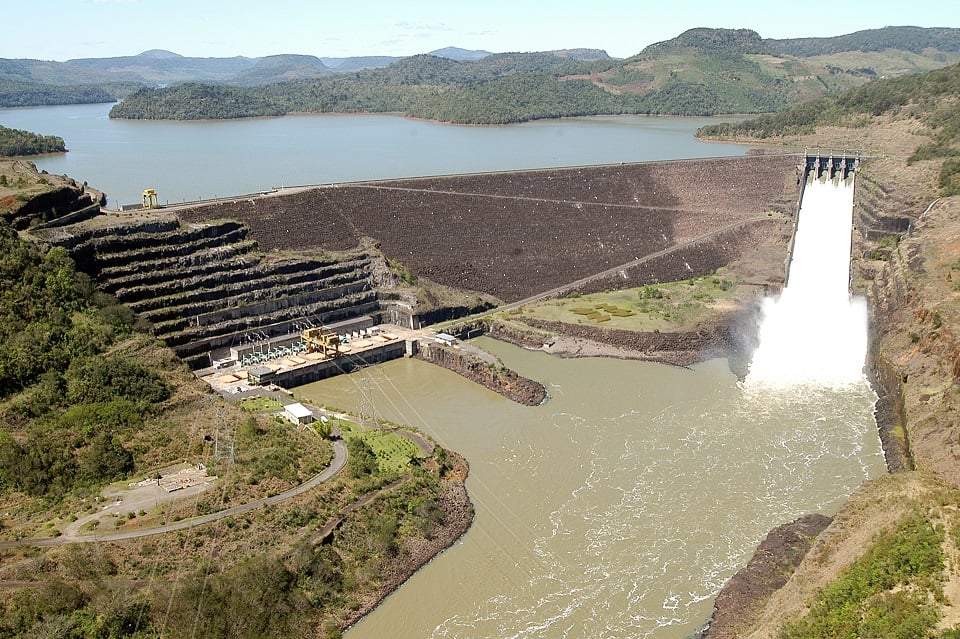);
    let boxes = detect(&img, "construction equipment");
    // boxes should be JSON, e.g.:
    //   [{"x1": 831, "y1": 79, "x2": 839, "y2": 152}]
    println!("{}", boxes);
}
[
  {"x1": 142, "y1": 188, "x2": 159, "y2": 209},
  {"x1": 302, "y1": 327, "x2": 341, "y2": 358}
]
